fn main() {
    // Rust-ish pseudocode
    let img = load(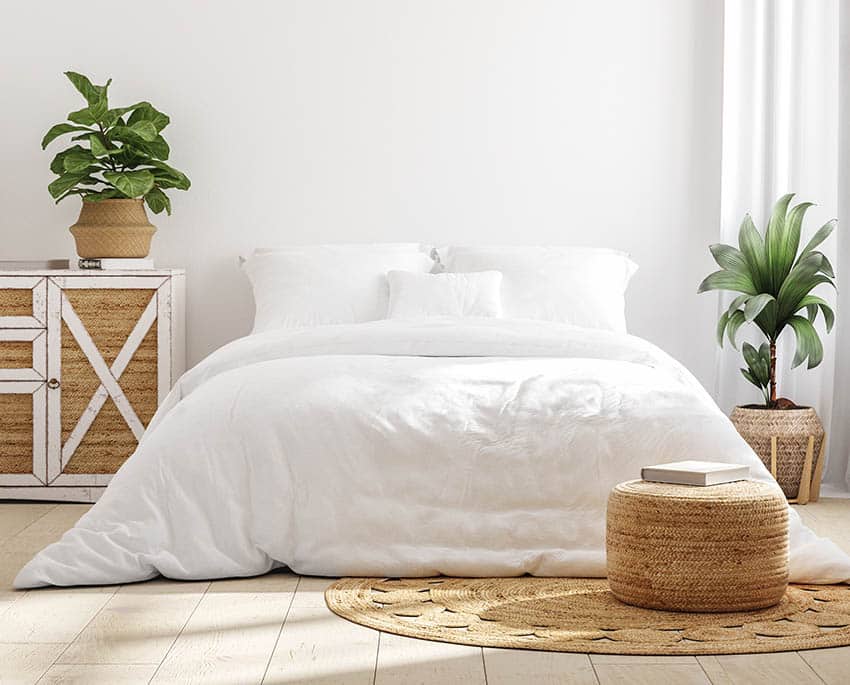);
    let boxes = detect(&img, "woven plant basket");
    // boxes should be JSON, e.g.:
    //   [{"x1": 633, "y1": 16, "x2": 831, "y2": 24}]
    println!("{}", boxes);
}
[
  {"x1": 730, "y1": 406, "x2": 826, "y2": 504},
  {"x1": 69, "y1": 199, "x2": 156, "y2": 258}
]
